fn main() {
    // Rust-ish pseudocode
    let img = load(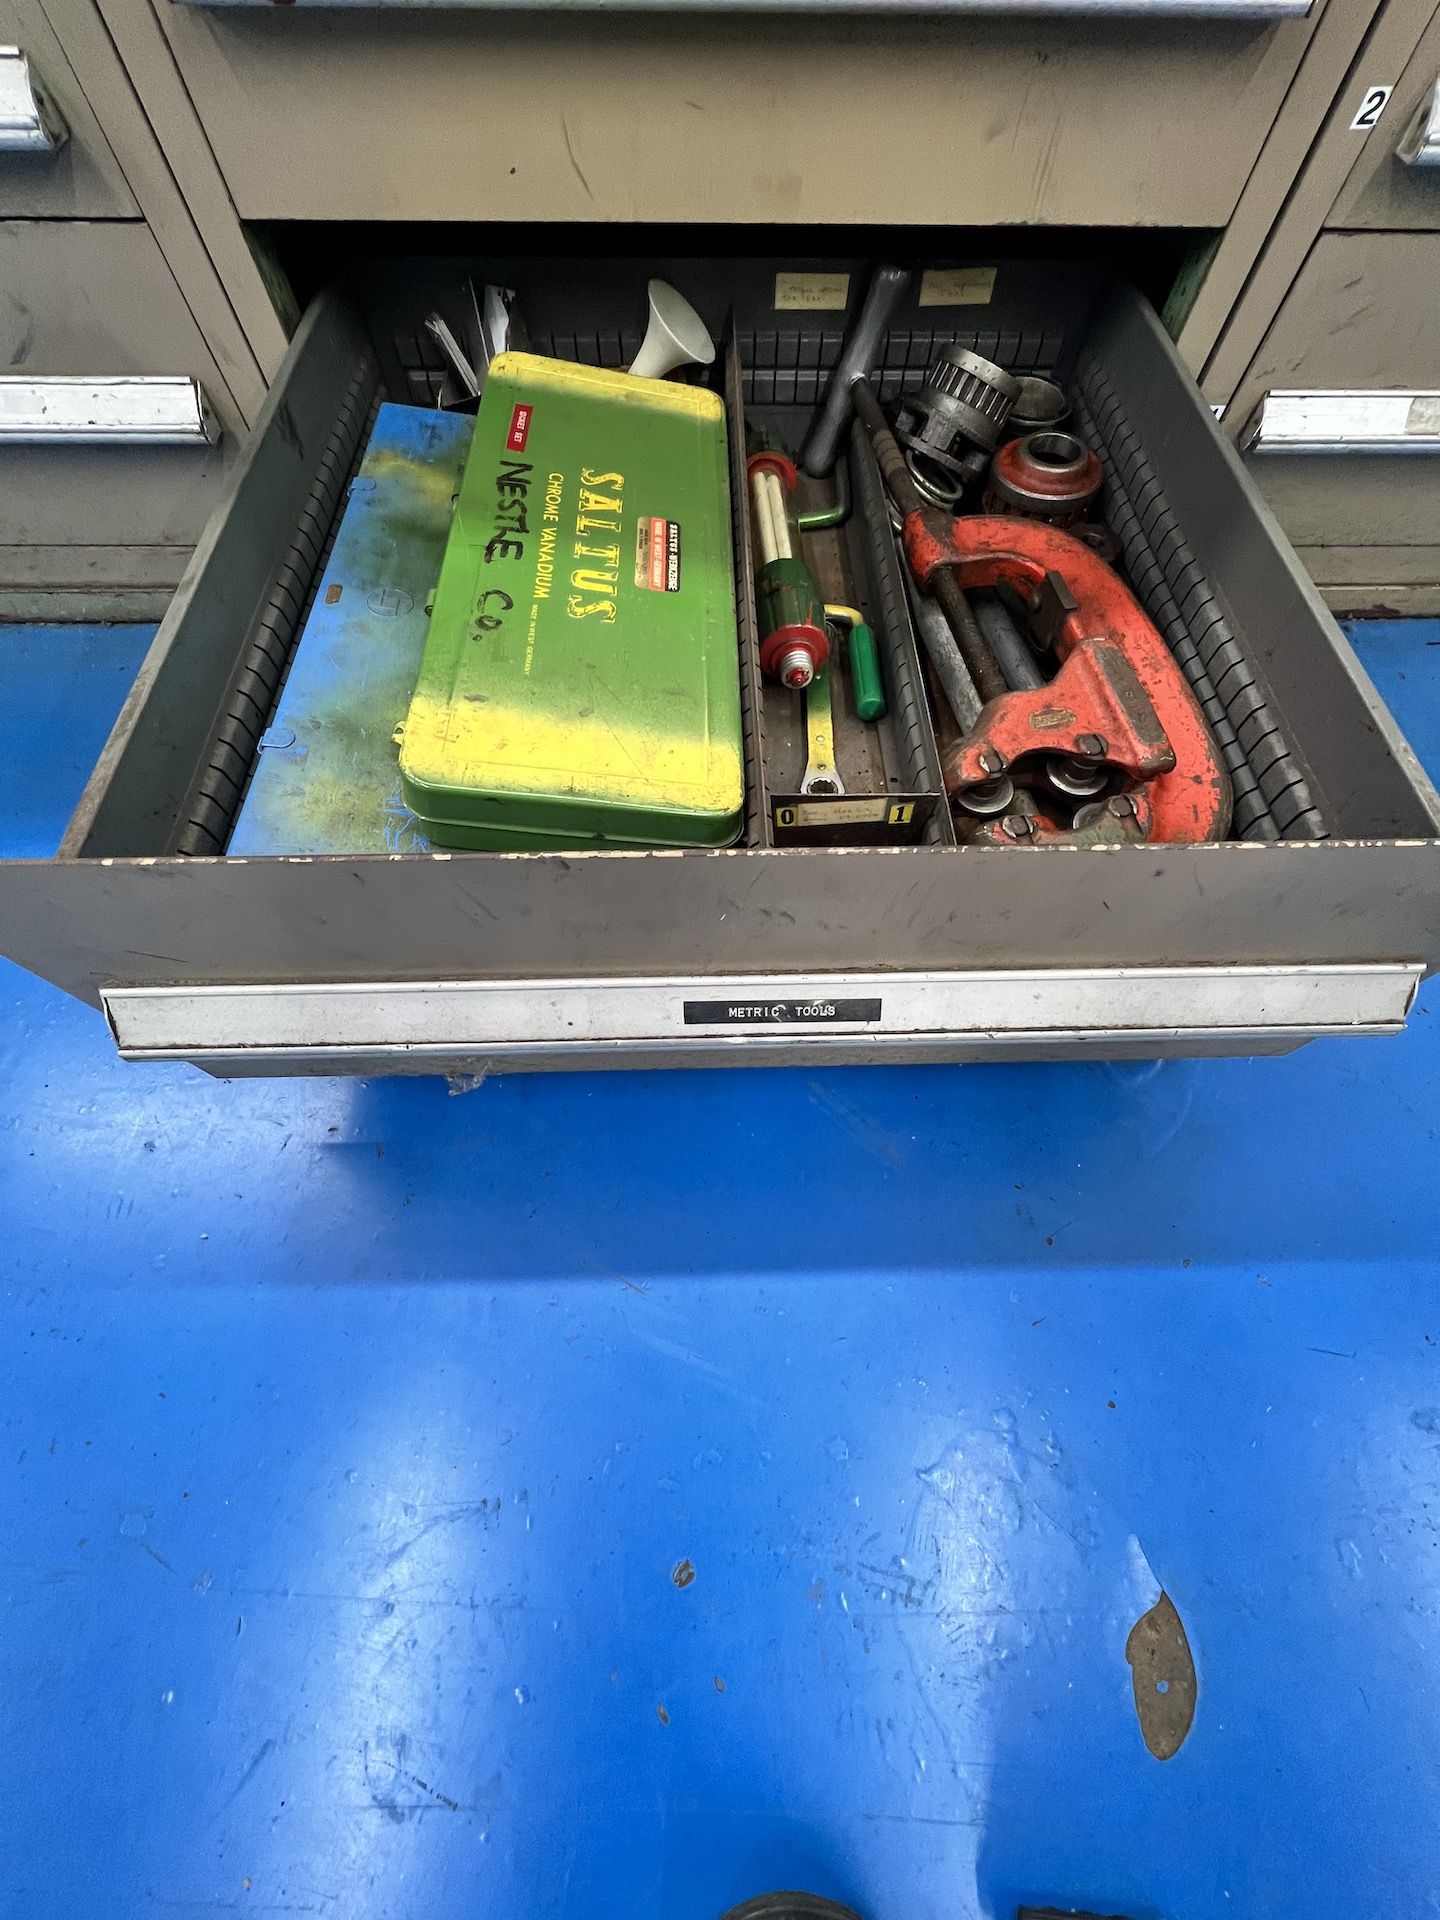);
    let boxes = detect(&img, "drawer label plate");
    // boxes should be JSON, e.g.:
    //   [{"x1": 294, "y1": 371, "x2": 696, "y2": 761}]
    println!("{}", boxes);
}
[
  {"x1": 919, "y1": 267, "x2": 996, "y2": 308},
  {"x1": 683, "y1": 997, "x2": 882, "y2": 1026},
  {"x1": 774, "y1": 272, "x2": 851, "y2": 312}
]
